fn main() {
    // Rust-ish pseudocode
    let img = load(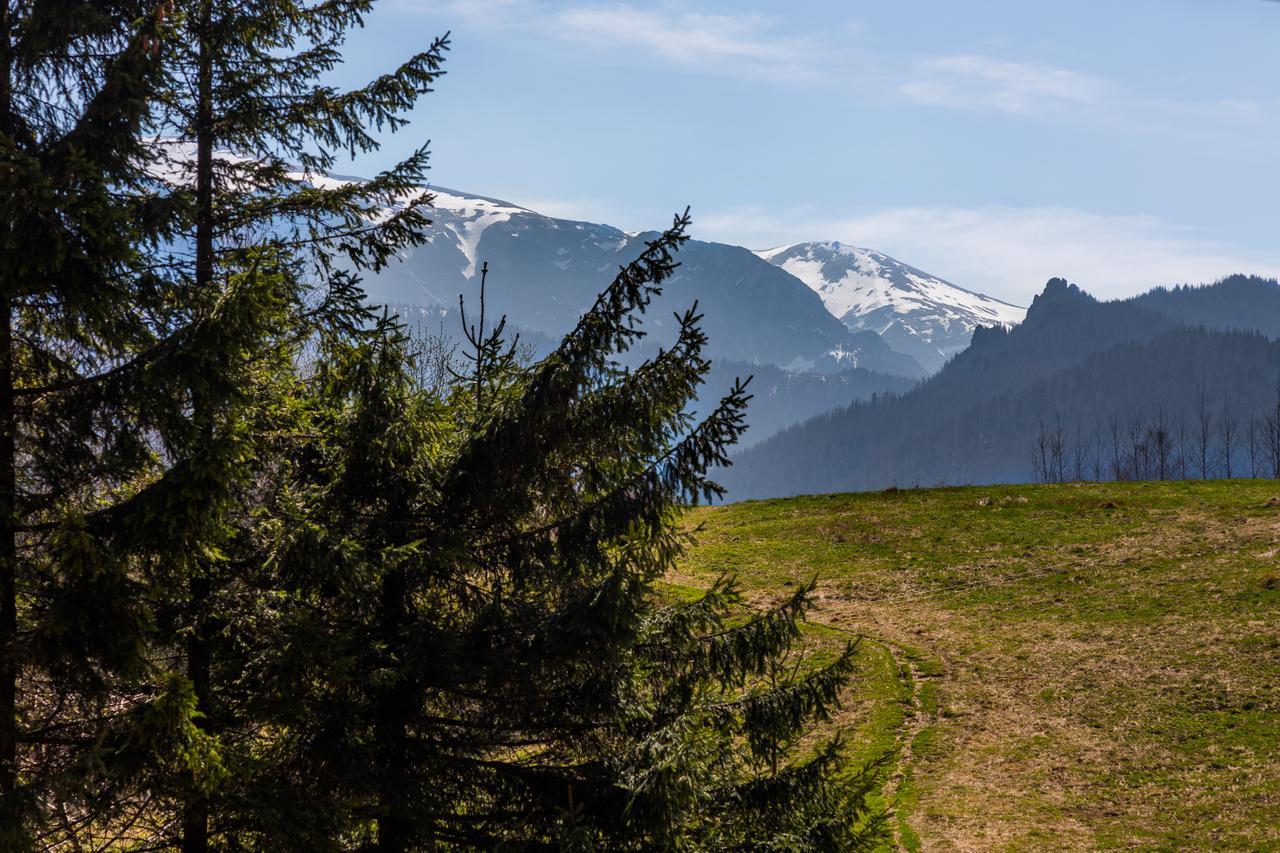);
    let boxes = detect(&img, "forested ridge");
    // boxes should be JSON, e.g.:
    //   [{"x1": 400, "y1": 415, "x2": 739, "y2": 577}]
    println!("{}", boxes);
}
[{"x1": 725, "y1": 277, "x2": 1280, "y2": 499}]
